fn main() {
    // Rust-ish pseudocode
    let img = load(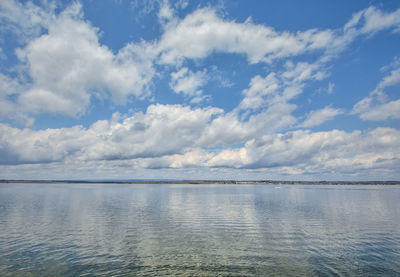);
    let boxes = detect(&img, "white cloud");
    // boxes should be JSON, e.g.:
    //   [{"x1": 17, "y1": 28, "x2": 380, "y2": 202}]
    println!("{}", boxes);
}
[
  {"x1": 358, "y1": 100, "x2": 400, "y2": 121},
  {"x1": 207, "y1": 128, "x2": 400, "y2": 175},
  {"x1": 239, "y1": 73, "x2": 280, "y2": 110},
  {"x1": 327, "y1": 82, "x2": 334, "y2": 94},
  {"x1": 0, "y1": 0, "x2": 55, "y2": 42},
  {"x1": 156, "y1": 5, "x2": 400, "y2": 67},
  {"x1": 209, "y1": 66, "x2": 234, "y2": 88},
  {"x1": 127, "y1": 127, "x2": 400, "y2": 179},
  {"x1": 174, "y1": 0, "x2": 188, "y2": 10},
  {"x1": 198, "y1": 102, "x2": 297, "y2": 147},
  {"x1": 231, "y1": 60, "x2": 328, "y2": 139},
  {"x1": 239, "y1": 60, "x2": 327, "y2": 111},
  {"x1": 82, "y1": 104, "x2": 222, "y2": 161},
  {"x1": 169, "y1": 67, "x2": 209, "y2": 101},
  {"x1": 0, "y1": 104, "x2": 223, "y2": 164},
  {"x1": 1, "y1": 110, "x2": 400, "y2": 179},
  {"x1": 0, "y1": 73, "x2": 34, "y2": 126},
  {"x1": 1, "y1": 3, "x2": 400, "y2": 180},
  {"x1": 141, "y1": 149, "x2": 214, "y2": 169},
  {"x1": 299, "y1": 106, "x2": 343, "y2": 128},
  {"x1": 158, "y1": 0, "x2": 174, "y2": 25},
  {"x1": 341, "y1": 6, "x2": 400, "y2": 53},
  {"x1": 353, "y1": 61, "x2": 400, "y2": 121},
  {"x1": 376, "y1": 67, "x2": 400, "y2": 90},
  {"x1": 282, "y1": 61, "x2": 327, "y2": 83},
  {"x1": 0, "y1": 98, "x2": 298, "y2": 166},
  {"x1": 0, "y1": 72, "x2": 23, "y2": 96},
  {"x1": 0, "y1": 99, "x2": 15, "y2": 122},
  {"x1": 380, "y1": 56, "x2": 400, "y2": 72},
  {"x1": 360, "y1": 6, "x2": 400, "y2": 34},
  {"x1": 14, "y1": 3, "x2": 155, "y2": 117},
  {"x1": 0, "y1": 123, "x2": 86, "y2": 165},
  {"x1": 2, "y1": 2, "x2": 400, "y2": 120},
  {"x1": 157, "y1": 8, "x2": 336, "y2": 64},
  {"x1": 352, "y1": 92, "x2": 381, "y2": 116}
]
